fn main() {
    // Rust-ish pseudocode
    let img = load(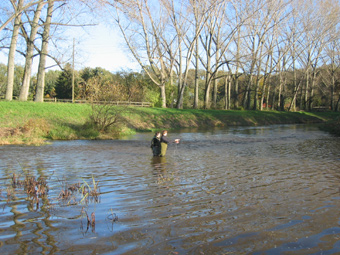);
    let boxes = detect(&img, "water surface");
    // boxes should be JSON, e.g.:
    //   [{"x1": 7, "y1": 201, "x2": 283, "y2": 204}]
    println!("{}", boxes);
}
[{"x1": 0, "y1": 124, "x2": 339, "y2": 254}]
